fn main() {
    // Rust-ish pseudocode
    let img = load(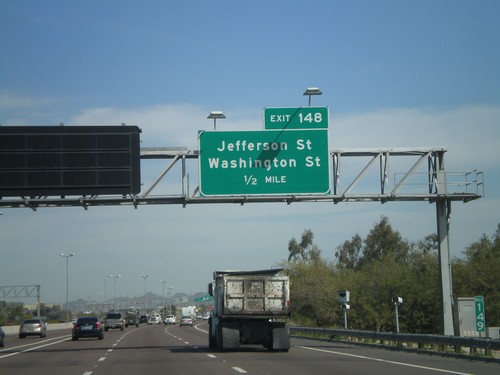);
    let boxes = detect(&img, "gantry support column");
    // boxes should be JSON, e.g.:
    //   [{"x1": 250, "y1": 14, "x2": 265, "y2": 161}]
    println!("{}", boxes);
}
[{"x1": 435, "y1": 150, "x2": 455, "y2": 335}]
